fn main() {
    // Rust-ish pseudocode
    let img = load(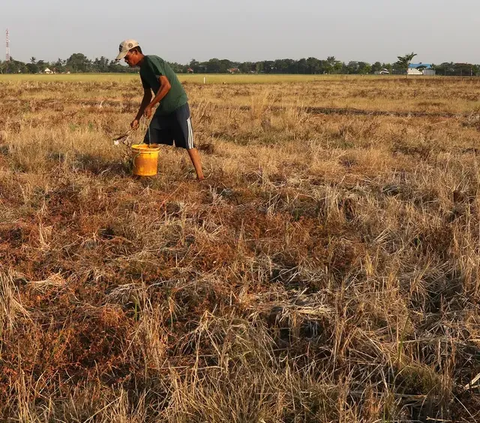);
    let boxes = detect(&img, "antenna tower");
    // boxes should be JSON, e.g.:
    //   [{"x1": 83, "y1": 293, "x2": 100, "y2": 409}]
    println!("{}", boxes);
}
[{"x1": 6, "y1": 29, "x2": 10, "y2": 62}]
